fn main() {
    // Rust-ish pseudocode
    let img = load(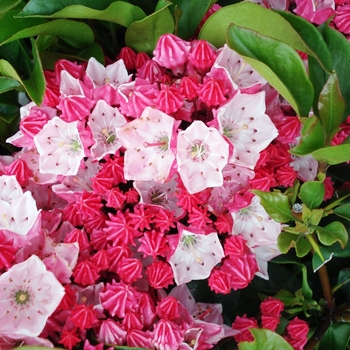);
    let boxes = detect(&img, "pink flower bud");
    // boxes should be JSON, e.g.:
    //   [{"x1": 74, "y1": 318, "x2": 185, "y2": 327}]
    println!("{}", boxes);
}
[
  {"x1": 198, "y1": 77, "x2": 227, "y2": 107},
  {"x1": 117, "y1": 47, "x2": 137, "y2": 71},
  {"x1": 155, "y1": 86, "x2": 184, "y2": 115},
  {"x1": 180, "y1": 76, "x2": 201, "y2": 100},
  {"x1": 188, "y1": 40, "x2": 216, "y2": 75},
  {"x1": 135, "y1": 51, "x2": 151, "y2": 70},
  {"x1": 153, "y1": 34, "x2": 191, "y2": 76}
]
